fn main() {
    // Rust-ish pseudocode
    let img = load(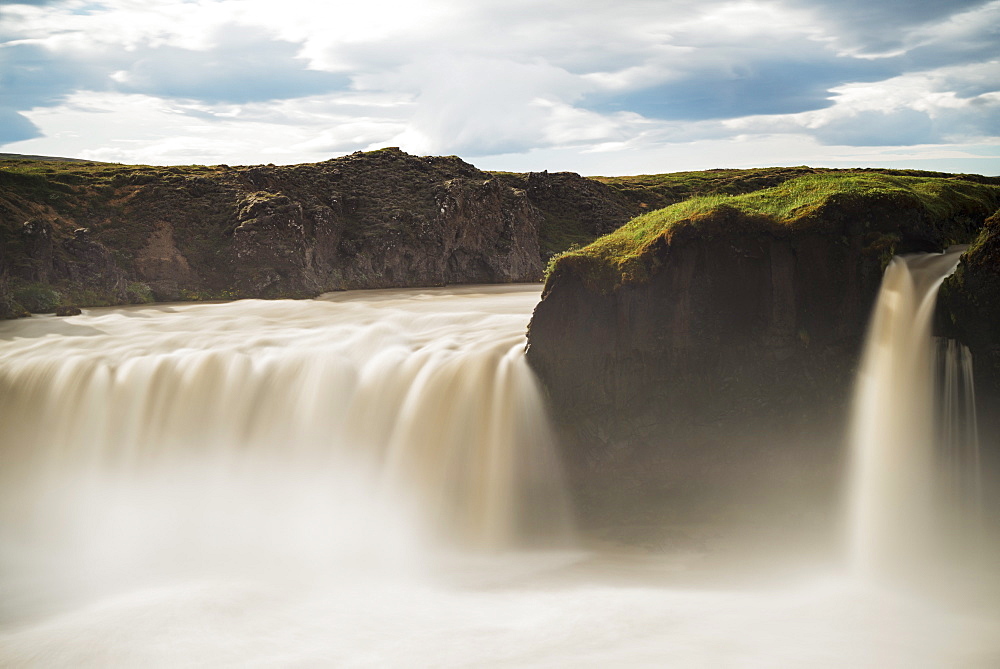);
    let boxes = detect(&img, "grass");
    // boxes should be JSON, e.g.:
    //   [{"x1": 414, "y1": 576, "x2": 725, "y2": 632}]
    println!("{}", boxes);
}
[
  {"x1": 591, "y1": 166, "x2": 822, "y2": 206},
  {"x1": 548, "y1": 173, "x2": 1000, "y2": 291},
  {"x1": 10, "y1": 282, "x2": 62, "y2": 313}
]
